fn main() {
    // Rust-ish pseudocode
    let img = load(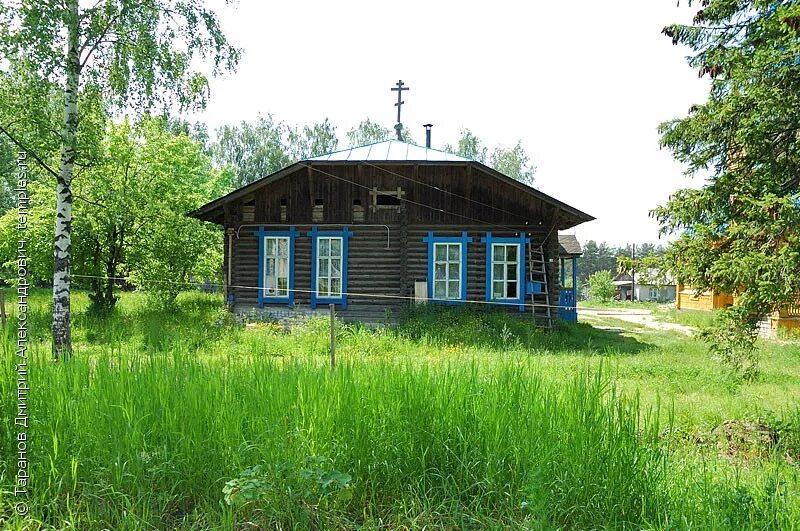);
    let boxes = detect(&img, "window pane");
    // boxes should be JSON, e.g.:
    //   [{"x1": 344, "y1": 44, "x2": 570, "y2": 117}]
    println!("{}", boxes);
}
[
  {"x1": 506, "y1": 245, "x2": 517, "y2": 262},
  {"x1": 448, "y1": 244, "x2": 460, "y2": 261},
  {"x1": 447, "y1": 281, "x2": 460, "y2": 299},
  {"x1": 507, "y1": 264, "x2": 517, "y2": 281},
  {"x1": 330, "y1": 238, "x2": 341, "y2": 257},
  {"x1": 319, "y1": 278, "x2": 329, "y2": 295},
  {"x1": 277, "y1": 257, "x2": 288, "y2": 278},
  {"x1": 435, "y1": 263, "x2": 446, "y2": 280},
  {"x1": 493, "y1": 245, "x2": 504, "y2": 262},
  {"x1": 434, "y1": 281, "x2": 446, "y2": 299},
  {"x1": 493, "y1": 264, "x2": 505, "y2": 281},
  {"x1": 493, "y1": 281, "x2": 504, "y2": 299},
  {"x1": 507, "y1": 281, "x2": 517, "y2": 299},
  {"x1": 435, "y1": 244, "x2": 447, "y2": 261},
  {"x1": 331, "y1": 259, "x2": 341, "y2": 277},
  {"x1": 319, "y1": 259, "x2": 329, "y2": 276},
  {"x1": 266, "y1": 238, "x2": 275, "y2": 256},
  {"x1": 319, "y1": 238, "x2": 330, "y2": 257},
  {"x1": 448, "y1": 263, "x2": 459, "y2": 280},
  {"x1": 331, "y1": 278, "x2": 341, "y2": 296},
  {"x1": 277, "y1": 238, "x2": 288, "y2": 256}
]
